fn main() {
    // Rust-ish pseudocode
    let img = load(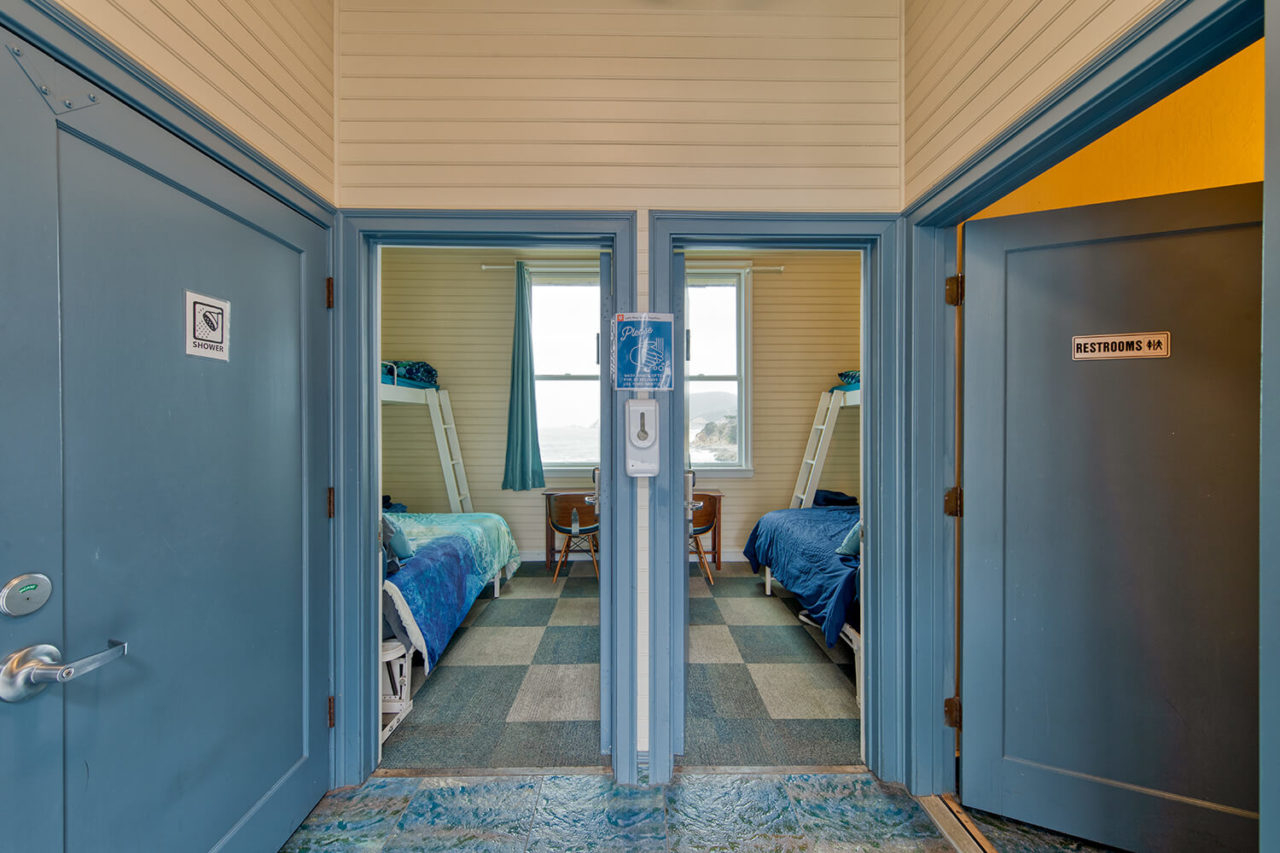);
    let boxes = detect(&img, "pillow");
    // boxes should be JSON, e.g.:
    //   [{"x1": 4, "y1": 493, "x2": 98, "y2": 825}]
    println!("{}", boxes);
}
[
  {"x1": 836, "y1": 520, "x2": 861, "y2": 557},
  {"x1": 382, "y1": 515, "x2": 413, "y2": 560}
]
